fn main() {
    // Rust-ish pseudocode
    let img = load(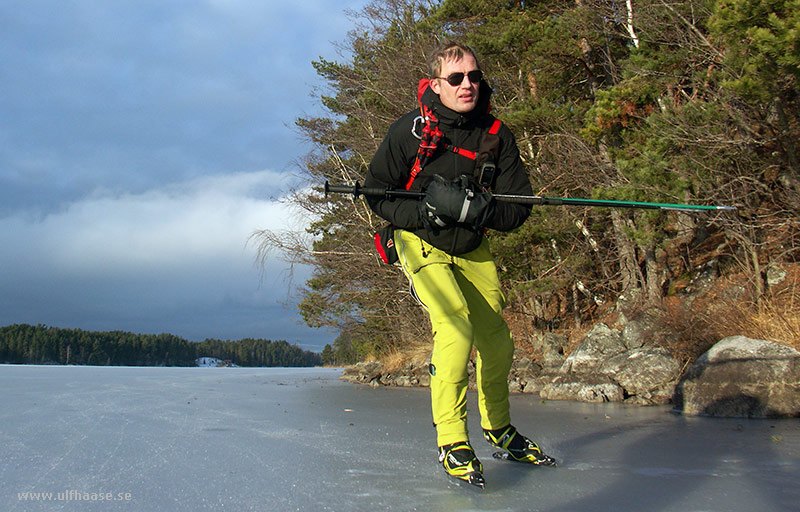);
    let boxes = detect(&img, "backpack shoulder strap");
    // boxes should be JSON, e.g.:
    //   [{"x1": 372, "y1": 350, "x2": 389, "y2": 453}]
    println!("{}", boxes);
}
[
  {"x1": 475, "y1": 116, "x2": 503, "y2": 190},
  {"x1": 405, "y1": 79, "x2": 440, "y2": 190}
]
